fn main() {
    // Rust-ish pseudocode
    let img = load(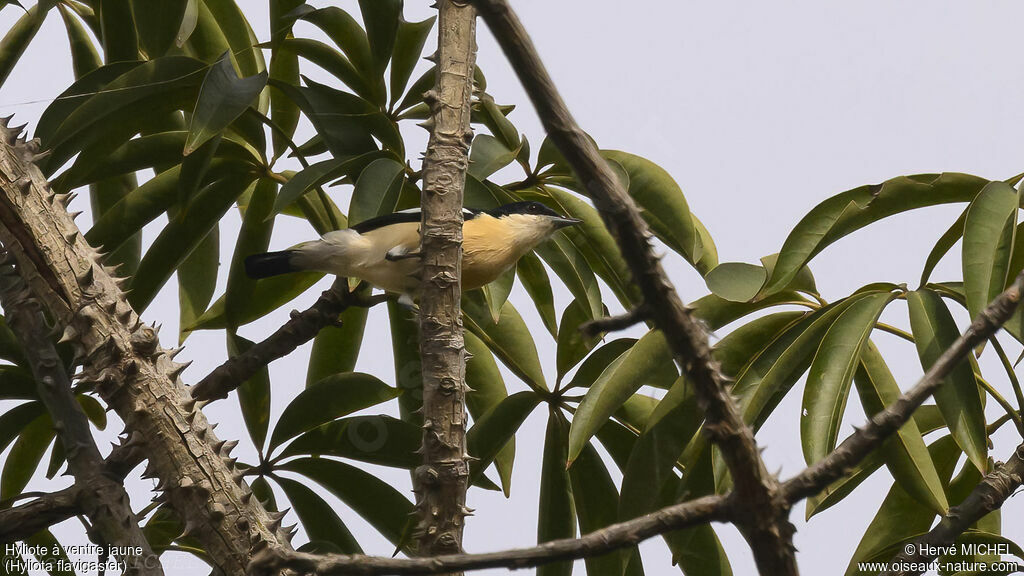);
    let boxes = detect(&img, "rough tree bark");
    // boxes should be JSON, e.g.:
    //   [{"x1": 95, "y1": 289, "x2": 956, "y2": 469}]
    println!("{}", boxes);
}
[
  {"x1": 413, "y1": 0, "x2": 477, "y2": 562},
  {"x1": 0, "y1": 260, "x2": 161, "y2": 573},
  {"x1": 0, "y1": 123, "x2": 291, "y2": 575}
]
